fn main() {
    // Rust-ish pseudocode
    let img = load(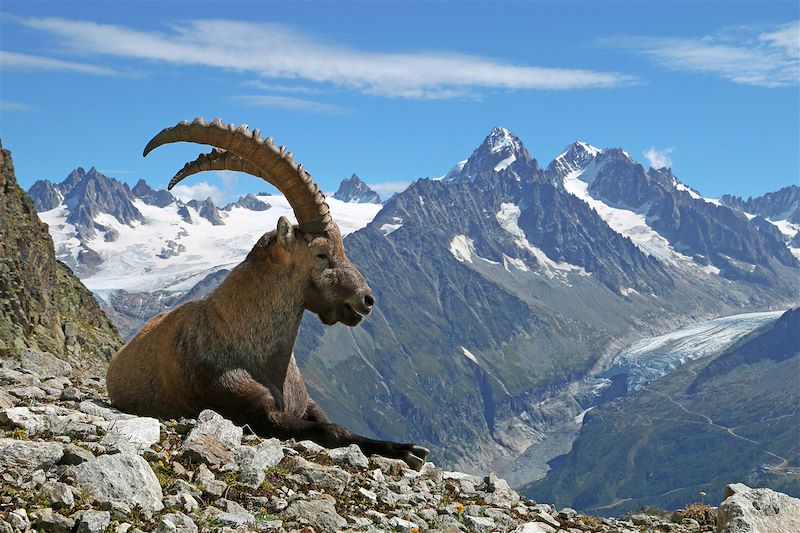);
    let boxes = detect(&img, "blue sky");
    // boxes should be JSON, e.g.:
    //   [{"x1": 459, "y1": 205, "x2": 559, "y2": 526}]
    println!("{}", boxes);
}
[{"x1": 1, "y1": 1, "x2": 798, "y2": 204}]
